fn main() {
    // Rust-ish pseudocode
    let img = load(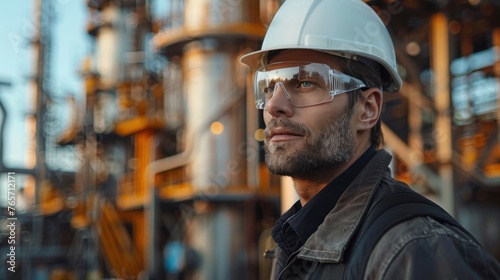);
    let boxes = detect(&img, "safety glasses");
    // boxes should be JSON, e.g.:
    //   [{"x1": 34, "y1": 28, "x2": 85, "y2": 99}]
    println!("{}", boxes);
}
[{"x1": 254, "y1": 62, "x2": 366, "y2": 109}]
